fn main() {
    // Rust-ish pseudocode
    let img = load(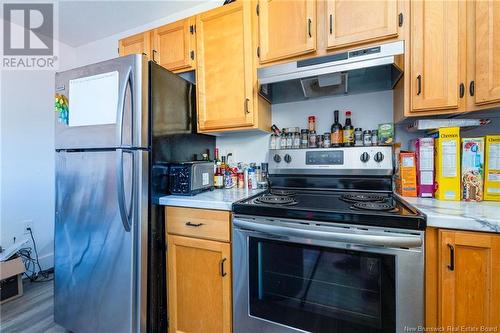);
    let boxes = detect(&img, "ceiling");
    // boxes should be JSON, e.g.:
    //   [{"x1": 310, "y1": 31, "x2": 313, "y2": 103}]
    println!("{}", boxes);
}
[{"x1": 59, "y1": 1, "x2": 212, "y2": 47}]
